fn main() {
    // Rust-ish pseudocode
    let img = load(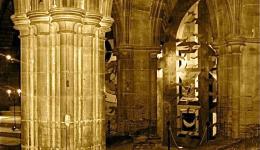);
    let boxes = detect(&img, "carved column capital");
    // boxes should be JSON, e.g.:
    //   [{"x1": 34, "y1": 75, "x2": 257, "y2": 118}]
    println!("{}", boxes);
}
[
  {"x1": 27, "y1": 11, "x2": 50, "y2": 23},
  {"x1": 213, "y1": 36, "x2": 246, "y2": 55},
  {"x1": 225, "y1": 36, "x2": 246, "y2": 55},
  {"x1": 27, "y1": 11, "x2": 50, "y2": 34},
  {"x1": 11, "y1": 14, "x2": 30, "y2": 35},
  {"x1": 50, "y1": 8, "x2": 85, "y2": 23},
  {"x1": 49, "y1": 8, "x2": 85, "y2": 33},
  {"x1": 100, "y1": 16, "x2": 114, "y2": 32},
  {"x1": 225, "y1": 36, "x2": 246, "y2": 46},
  {"x1": 83, "y1": 12, "x2": 103, "y2": 26}
]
